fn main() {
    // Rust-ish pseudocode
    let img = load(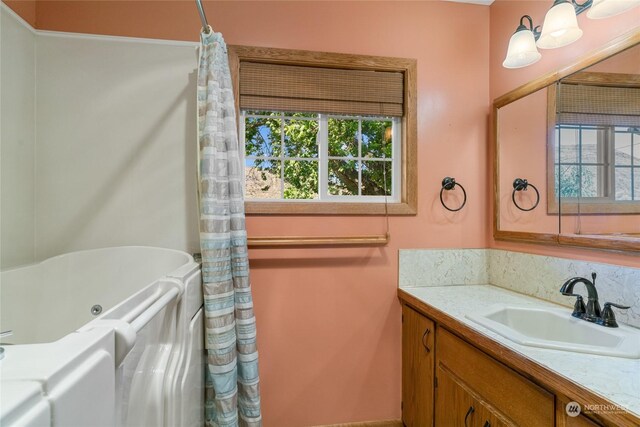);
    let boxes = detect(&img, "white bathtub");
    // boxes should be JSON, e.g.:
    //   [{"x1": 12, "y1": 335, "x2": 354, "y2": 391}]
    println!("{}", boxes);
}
[{"x1": 0, "y1": 246, "x2": 204, "y2": 427}]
